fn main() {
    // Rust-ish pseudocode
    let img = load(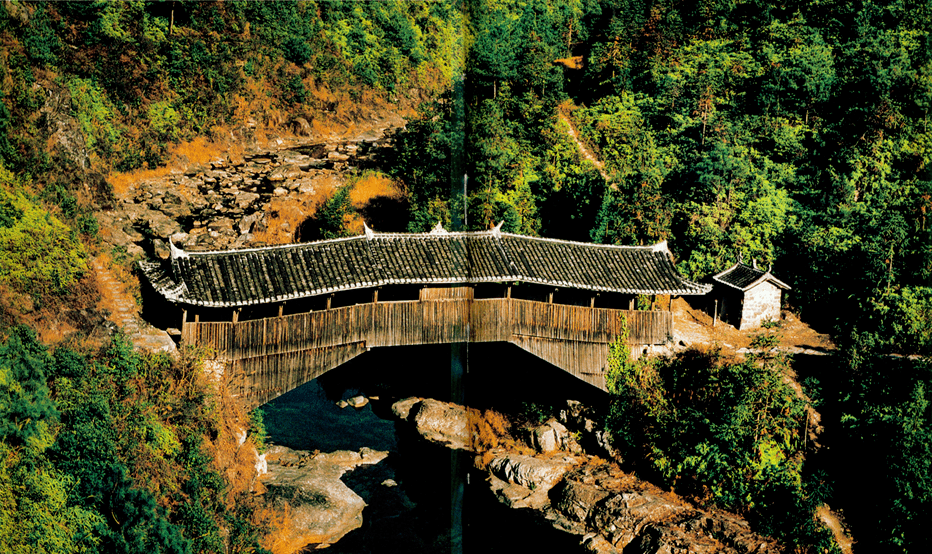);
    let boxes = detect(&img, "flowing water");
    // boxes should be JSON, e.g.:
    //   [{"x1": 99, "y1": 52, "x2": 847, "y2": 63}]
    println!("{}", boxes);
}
[{"x1": 262, "y1": 343, "x2": 607, "y2": 553}]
